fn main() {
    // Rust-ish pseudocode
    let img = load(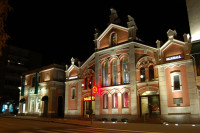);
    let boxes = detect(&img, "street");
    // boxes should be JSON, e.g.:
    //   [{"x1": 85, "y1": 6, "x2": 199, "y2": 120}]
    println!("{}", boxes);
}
[{"x1": 1, "y1": 116, "x2": 200, "y2": 133}]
